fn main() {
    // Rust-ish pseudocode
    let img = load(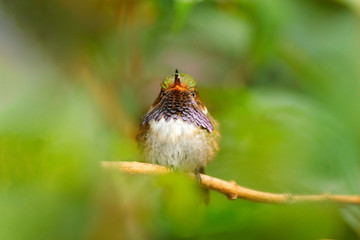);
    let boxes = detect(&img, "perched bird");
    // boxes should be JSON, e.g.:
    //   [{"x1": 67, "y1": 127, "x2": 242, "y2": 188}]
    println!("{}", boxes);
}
[{"x1": 137, "y1": 70, "x2": 220, "y2": 181}]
